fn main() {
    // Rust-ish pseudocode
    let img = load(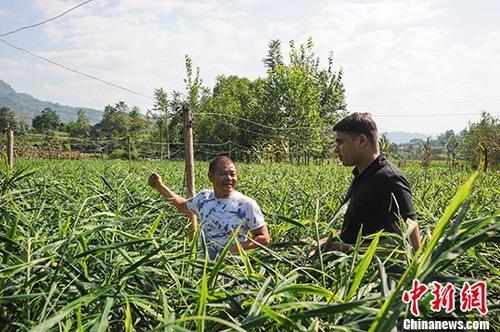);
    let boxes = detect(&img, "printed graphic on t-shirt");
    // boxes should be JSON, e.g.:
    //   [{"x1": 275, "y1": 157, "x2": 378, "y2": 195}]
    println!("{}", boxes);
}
[{"x1": 186, "y1": 190, "x2": 265, "y2": 259}]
